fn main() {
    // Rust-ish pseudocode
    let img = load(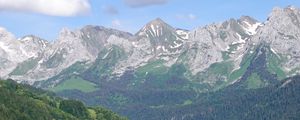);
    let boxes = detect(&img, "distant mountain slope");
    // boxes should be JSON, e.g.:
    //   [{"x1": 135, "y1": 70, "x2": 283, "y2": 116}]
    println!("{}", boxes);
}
[{"x1": 0, "y1": 80, "x2": 127, "y2": 120}]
